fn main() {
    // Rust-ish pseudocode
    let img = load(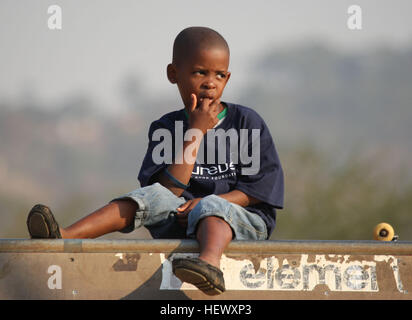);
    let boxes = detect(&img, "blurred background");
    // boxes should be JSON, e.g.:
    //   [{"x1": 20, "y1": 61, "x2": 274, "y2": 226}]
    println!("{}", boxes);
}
[{"x1": 1, "y1": 0, "x2": 411, "y2": 240}]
